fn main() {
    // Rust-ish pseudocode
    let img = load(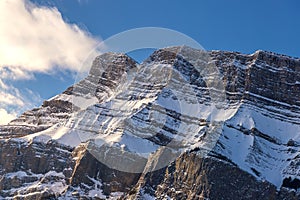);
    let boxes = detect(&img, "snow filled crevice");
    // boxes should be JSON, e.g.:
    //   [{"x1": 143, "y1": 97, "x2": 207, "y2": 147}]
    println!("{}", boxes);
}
[{"x1": 215, "y1": 102, "x2": 300, "y2": 189}]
